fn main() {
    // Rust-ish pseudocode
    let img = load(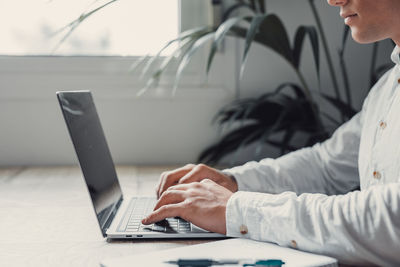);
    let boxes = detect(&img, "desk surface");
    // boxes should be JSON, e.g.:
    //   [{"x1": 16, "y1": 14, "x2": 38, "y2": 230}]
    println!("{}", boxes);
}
[{"x1": 0, "y1": 166, "x2": 216, "y2": 266}]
